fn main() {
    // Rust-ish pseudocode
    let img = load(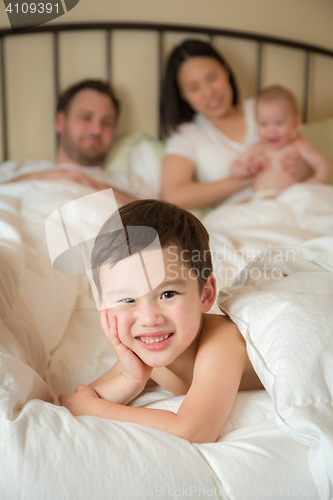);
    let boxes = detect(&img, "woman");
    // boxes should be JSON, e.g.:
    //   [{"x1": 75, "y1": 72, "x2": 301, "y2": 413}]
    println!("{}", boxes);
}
[{"x1": 161, "y1": 40, "x2": 308, "y2": 210}]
